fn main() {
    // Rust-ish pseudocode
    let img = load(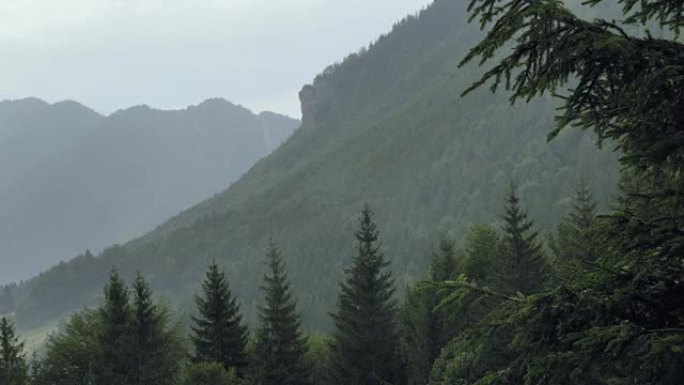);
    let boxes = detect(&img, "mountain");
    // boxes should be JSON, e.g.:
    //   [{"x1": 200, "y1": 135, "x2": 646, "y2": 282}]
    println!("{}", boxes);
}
[
  {"x1": 6, "y1": 0, "x2": 619, "y2": 333},
  {"x1": 0, "y1": 98, "x2": 299, "y2": 283}
]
